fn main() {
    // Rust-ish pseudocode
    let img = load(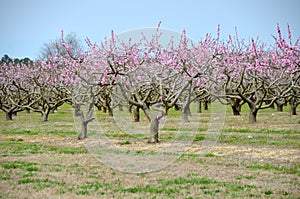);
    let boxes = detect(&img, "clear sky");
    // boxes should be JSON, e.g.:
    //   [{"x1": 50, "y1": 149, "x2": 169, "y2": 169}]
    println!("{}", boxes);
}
[{"x1": 0, "y1": 0, "x2": 299, "y2": 60}]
